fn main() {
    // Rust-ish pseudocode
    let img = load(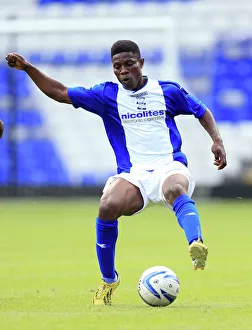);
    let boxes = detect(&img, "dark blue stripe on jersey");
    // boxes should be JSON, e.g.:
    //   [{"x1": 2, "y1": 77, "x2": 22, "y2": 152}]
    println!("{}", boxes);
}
[
  {"x1": 102, "y1": 83, "x2": 132, "y2": 173},
  {"x1": 164, "y1": 114, "x2": 181, "y2": 152},
  {"x1": 165, "y1": 114, "x2": 188, "y2": 166},
  {"x1": 159, "y1": 81, "x2": 188, "y2": 166}
]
